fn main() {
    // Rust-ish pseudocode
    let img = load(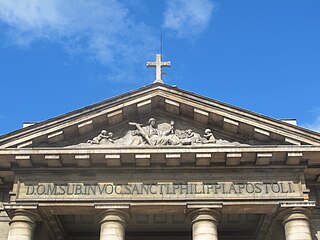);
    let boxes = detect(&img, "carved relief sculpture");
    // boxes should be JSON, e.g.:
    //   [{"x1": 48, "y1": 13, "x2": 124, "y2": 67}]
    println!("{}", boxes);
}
[
  {"x1": 87, "y1": 130, "x2": 114, "y2": 145},
  {"x1": 203, "y1": 128, "x2": 216, "y2": 143},
  {"x1": 85, "y1": 117, "x2": 246, "y2": 147}
]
